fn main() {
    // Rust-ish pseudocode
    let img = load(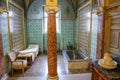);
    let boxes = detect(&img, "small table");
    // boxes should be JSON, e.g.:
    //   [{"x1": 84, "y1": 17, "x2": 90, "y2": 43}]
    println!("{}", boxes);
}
[
  {"x1": 92, "y1": 61, "x2": 120, "y2": 80},
  {"x1": 17, "y1": 53, "x2": 33, "y2": 65}
]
